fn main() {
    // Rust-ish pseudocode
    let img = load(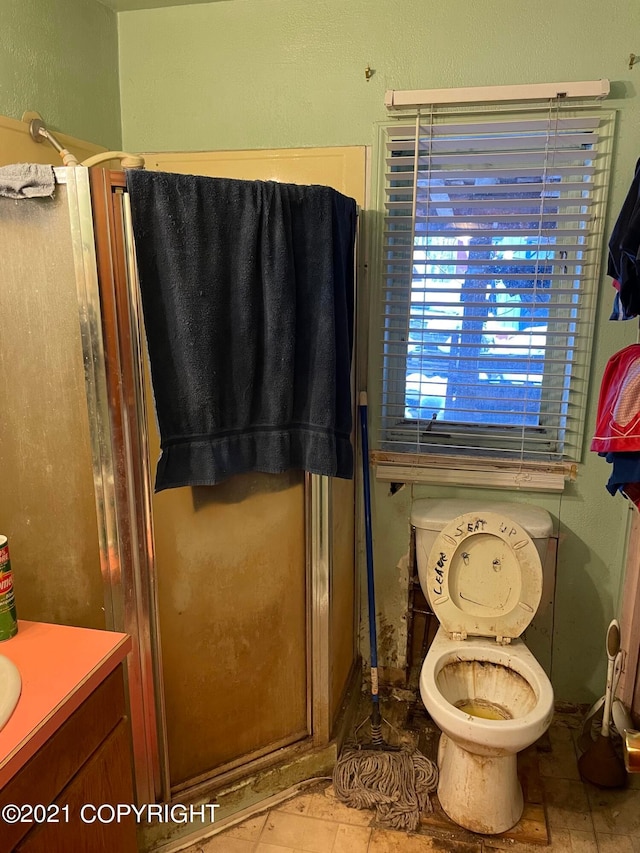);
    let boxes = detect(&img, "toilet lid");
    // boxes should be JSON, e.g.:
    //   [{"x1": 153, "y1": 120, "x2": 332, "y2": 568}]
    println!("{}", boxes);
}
[{"x1": 425, "y1": 510, "x2": 543, "y2": 641}]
